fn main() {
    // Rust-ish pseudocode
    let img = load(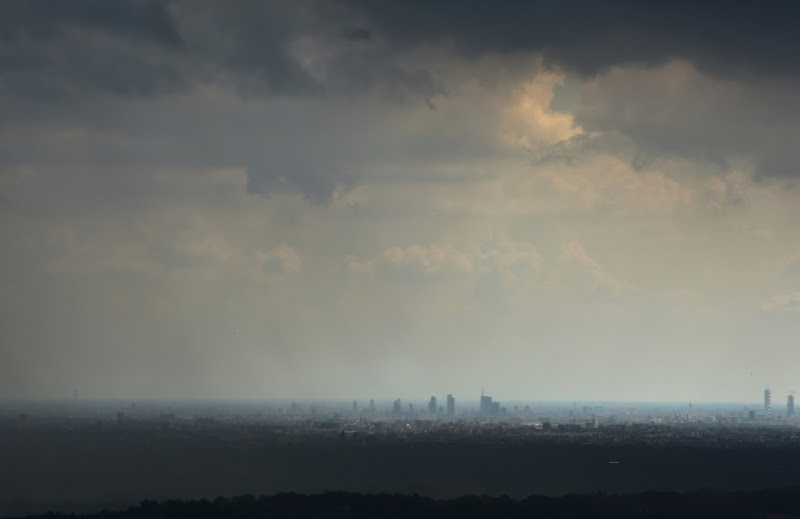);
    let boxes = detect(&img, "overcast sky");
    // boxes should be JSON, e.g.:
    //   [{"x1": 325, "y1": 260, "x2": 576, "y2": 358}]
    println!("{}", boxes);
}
[{"x1": 2, "y1": 1, "x2": 800, "y2": 403}]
